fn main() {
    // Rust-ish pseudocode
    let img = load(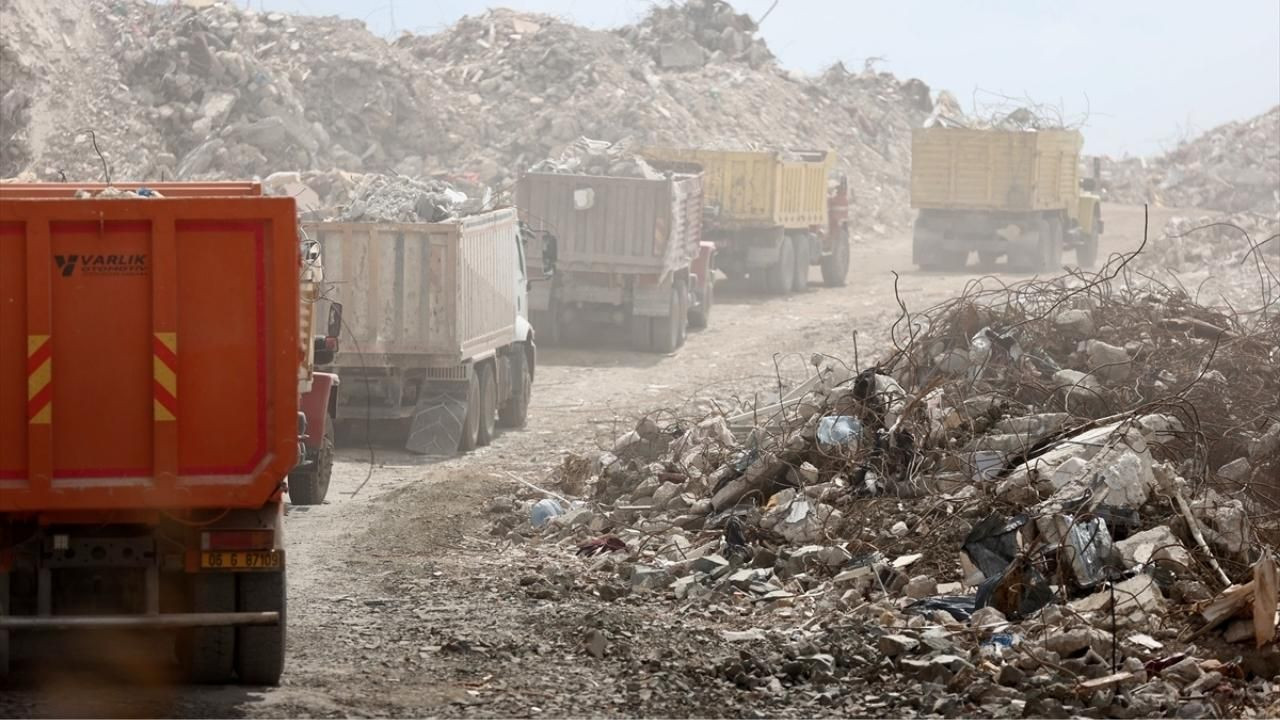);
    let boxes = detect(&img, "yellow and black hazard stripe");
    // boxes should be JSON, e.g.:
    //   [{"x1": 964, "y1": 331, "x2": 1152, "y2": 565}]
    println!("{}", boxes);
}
[
  {"x1": 27, "y1": 334, "x2": 52, "y2": 424},
  {"x1": 153, "y1": 332, "x2": 178, "y2": 422}
]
